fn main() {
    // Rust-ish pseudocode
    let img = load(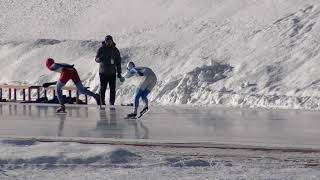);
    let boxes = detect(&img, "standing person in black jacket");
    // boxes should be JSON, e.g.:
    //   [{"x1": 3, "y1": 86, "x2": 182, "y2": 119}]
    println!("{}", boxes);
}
[{"x1": 95, "y1": 35, "x2": 124, "y2": 106}]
